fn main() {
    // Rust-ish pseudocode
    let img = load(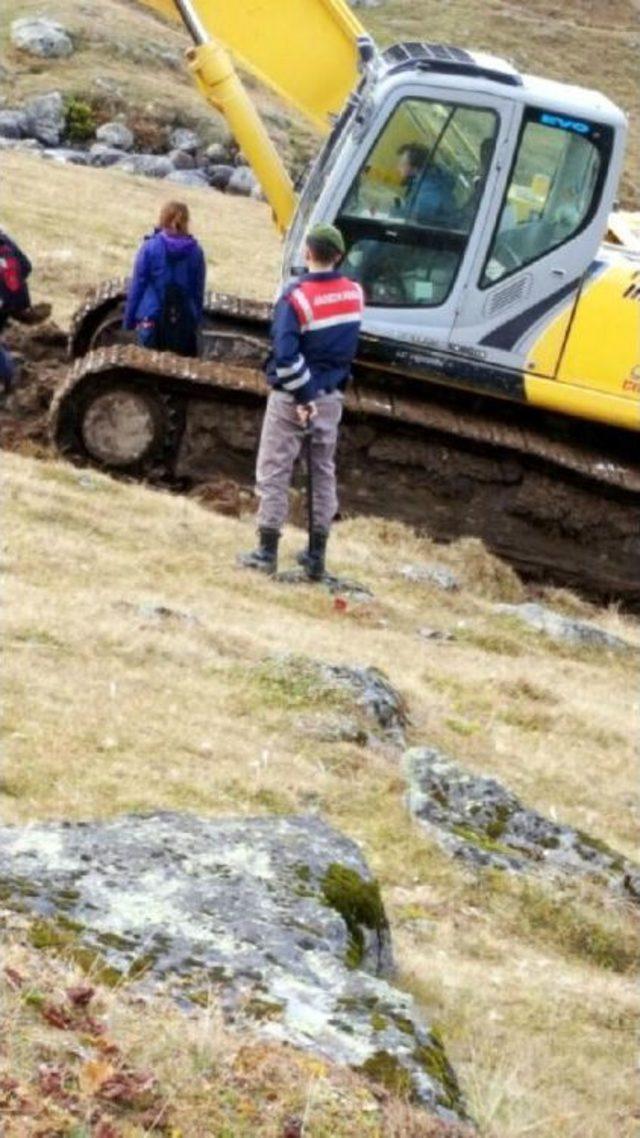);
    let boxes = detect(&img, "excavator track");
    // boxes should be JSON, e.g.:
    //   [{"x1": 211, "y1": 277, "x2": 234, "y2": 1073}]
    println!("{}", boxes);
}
[{"x1": 54, "y1": 288, "x2": 640, "y2": 606}]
